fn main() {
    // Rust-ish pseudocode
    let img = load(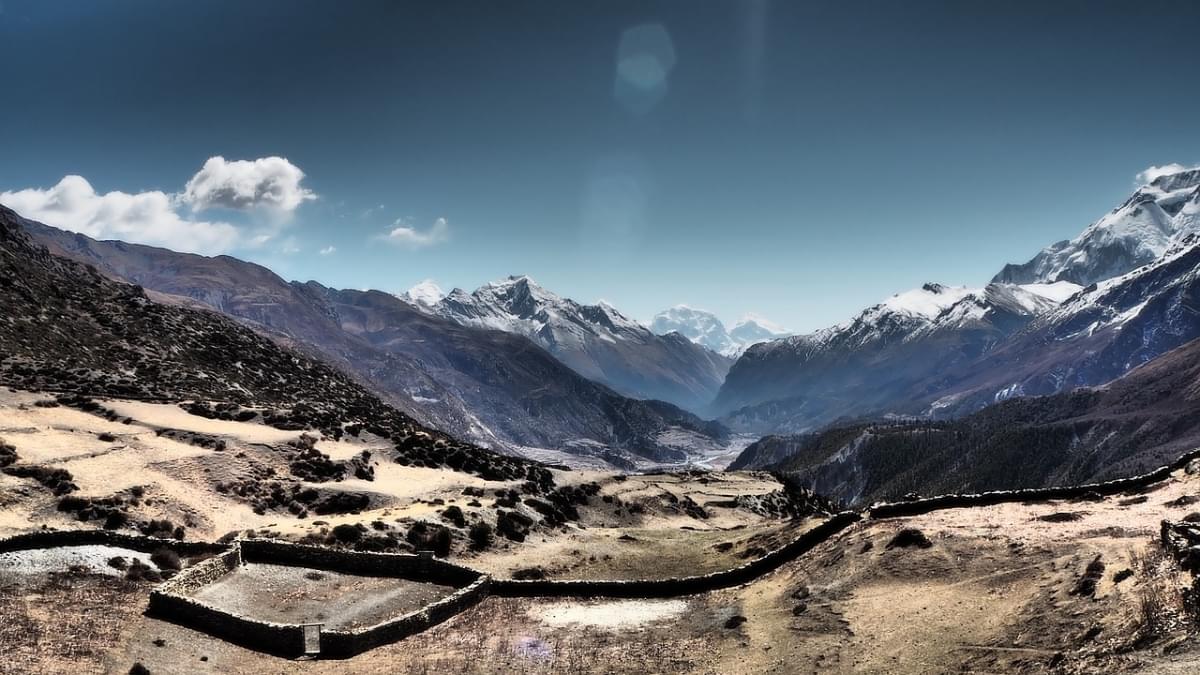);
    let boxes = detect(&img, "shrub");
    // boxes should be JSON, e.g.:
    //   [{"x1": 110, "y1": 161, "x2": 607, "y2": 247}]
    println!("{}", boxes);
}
[
  {"x1": 441, "y1": 505, "x2": 466, "y2": 528},
  {"x1": 406, "y1": 522, "x2": 452, "y2": 557},
  {"x1": 469, "y1": 521, "x2": 494, "y2": 551},
  {"x1": 331, "y1": 523, "x2": 363, "y2": 543},
  {"x1": 886, "y1": 528, "x2": 932, "y2": 549},
  {"x1": 0, "y1": 439, "x2": 16, "y2": 468},
  {"x1": 150, "y1": 548, "x2": 182, "y2": 571}
]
